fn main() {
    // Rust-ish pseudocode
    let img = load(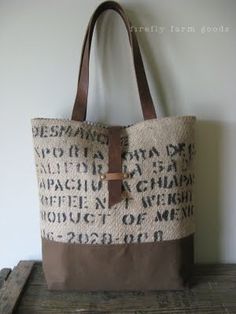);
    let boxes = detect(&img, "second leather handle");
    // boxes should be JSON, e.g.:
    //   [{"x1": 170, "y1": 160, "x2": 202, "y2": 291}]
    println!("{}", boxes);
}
[{"x1": 71, "y1": 1, "x2": 157, "y2": 121}]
